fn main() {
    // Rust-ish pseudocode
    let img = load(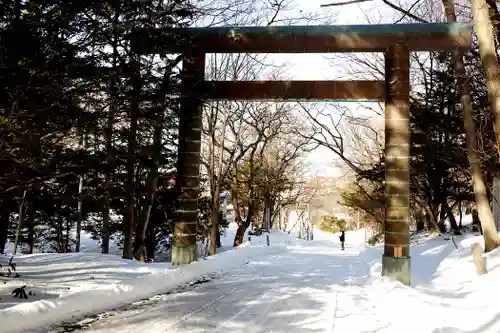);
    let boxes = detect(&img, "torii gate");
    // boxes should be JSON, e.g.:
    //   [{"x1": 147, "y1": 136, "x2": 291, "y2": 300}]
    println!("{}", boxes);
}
[{"x1": 132, "y1": 23, "x2": 472, "y2": 285}]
